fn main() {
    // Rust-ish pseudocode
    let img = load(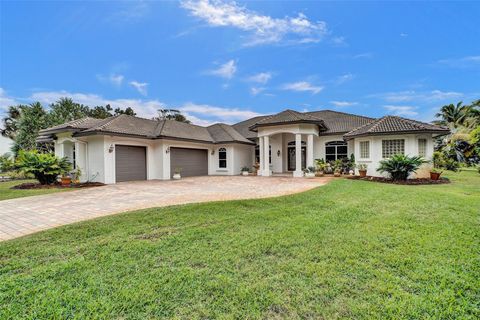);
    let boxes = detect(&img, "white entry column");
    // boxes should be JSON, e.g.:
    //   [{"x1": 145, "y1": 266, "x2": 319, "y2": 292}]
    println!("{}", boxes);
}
[
  {"x1": 263, "y1": 135, "x2": 271, "y2": 176},
  {"x1": 306, "y1": 134, "x2": 314, "y2": 168},
  {"x1": 294, "y1": 133, "x2": 303, "y2": 177},
  {"x1": 258, "y1": 136, "x2": 264, "y2": 176}
]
